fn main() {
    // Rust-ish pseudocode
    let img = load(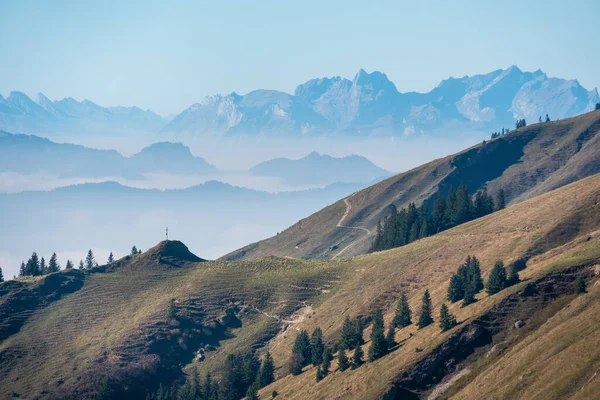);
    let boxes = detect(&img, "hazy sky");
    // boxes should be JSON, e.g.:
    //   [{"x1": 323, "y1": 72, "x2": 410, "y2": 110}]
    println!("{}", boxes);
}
[{"x1": 1, "y1": 0, "x2": 598, "y2": 116}]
